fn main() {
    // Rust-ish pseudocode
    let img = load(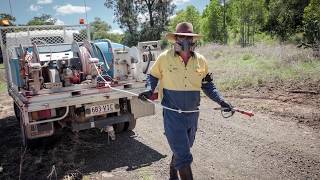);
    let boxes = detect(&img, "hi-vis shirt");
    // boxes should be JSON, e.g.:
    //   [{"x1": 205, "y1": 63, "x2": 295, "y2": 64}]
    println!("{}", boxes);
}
[
  {"x1": 150, "y1": 48, "x2": 208, "y2": 92},
  {"x1": 148, "y1": 48, "x2": 224, "y2": 111}
]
